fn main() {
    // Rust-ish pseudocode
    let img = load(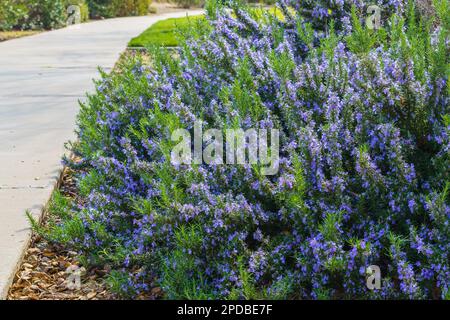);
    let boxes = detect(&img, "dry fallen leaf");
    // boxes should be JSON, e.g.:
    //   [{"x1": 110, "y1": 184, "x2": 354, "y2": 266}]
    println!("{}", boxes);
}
[{"x1": 87, "y1": 292, "x2": 97, "y2": 299}]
